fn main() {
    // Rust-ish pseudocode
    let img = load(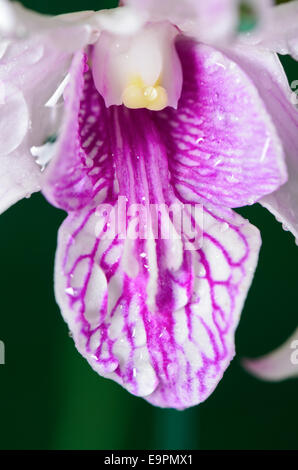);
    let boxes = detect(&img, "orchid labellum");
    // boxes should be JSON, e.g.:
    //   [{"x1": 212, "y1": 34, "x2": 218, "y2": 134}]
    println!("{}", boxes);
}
[{"x1": 0, "y1": 0, "x2": 298, "y2": 409}]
